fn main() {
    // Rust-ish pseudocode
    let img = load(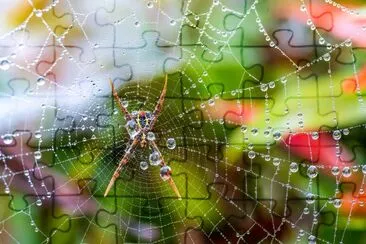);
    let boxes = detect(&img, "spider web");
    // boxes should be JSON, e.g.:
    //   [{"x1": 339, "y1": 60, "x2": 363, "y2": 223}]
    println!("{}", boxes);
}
[{"x1": 0, "y1": 0, "x2": 365, "y2": 243}]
